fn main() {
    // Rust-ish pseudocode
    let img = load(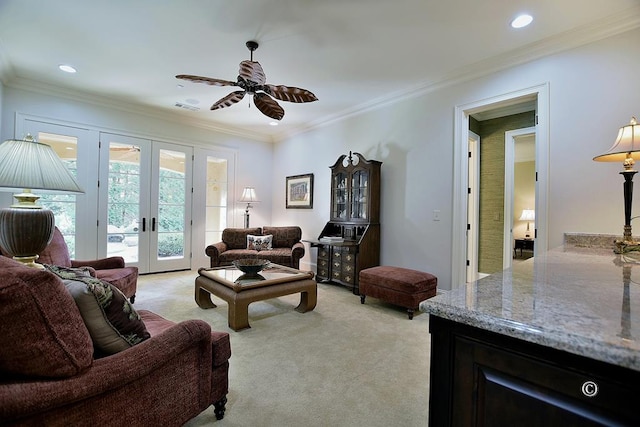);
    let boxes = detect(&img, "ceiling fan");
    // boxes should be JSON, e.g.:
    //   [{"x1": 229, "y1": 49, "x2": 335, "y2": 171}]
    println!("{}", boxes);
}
[{"x1": 176, "y1": 41, "x2": 318, "y2": 121}]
